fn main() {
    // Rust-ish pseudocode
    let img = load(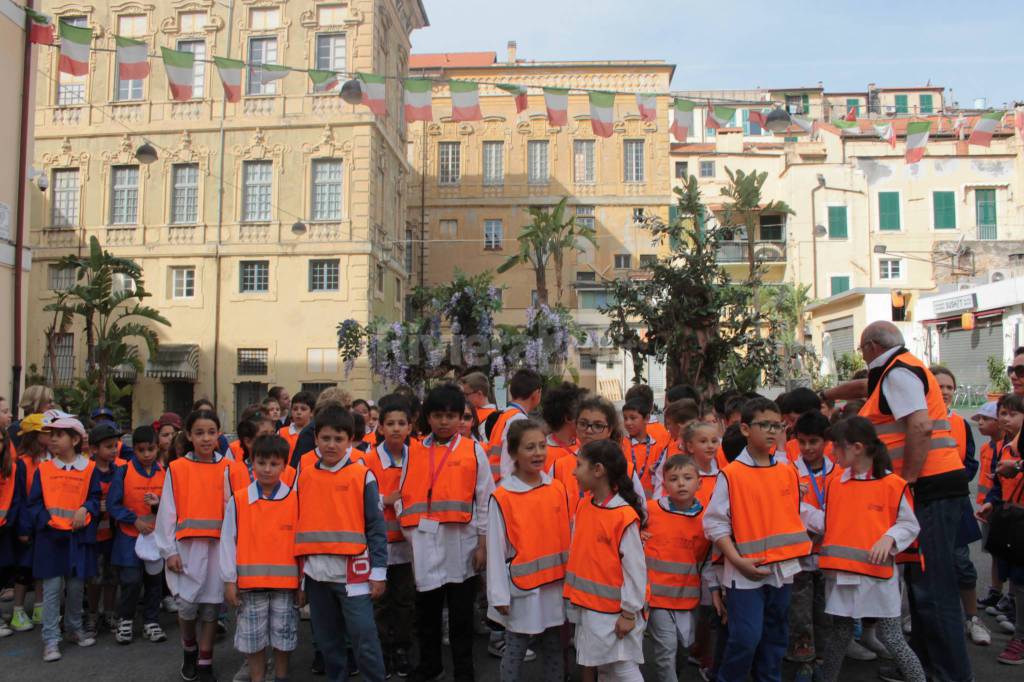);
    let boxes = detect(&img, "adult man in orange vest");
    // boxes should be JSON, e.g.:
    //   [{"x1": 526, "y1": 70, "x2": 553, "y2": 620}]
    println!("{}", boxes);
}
[
  {"x1": 457, "y1": 371, "x2": 498, "y2": 440},
  {"x1": 822, "y1": 321, "x2": 972, "y2": 682}
]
